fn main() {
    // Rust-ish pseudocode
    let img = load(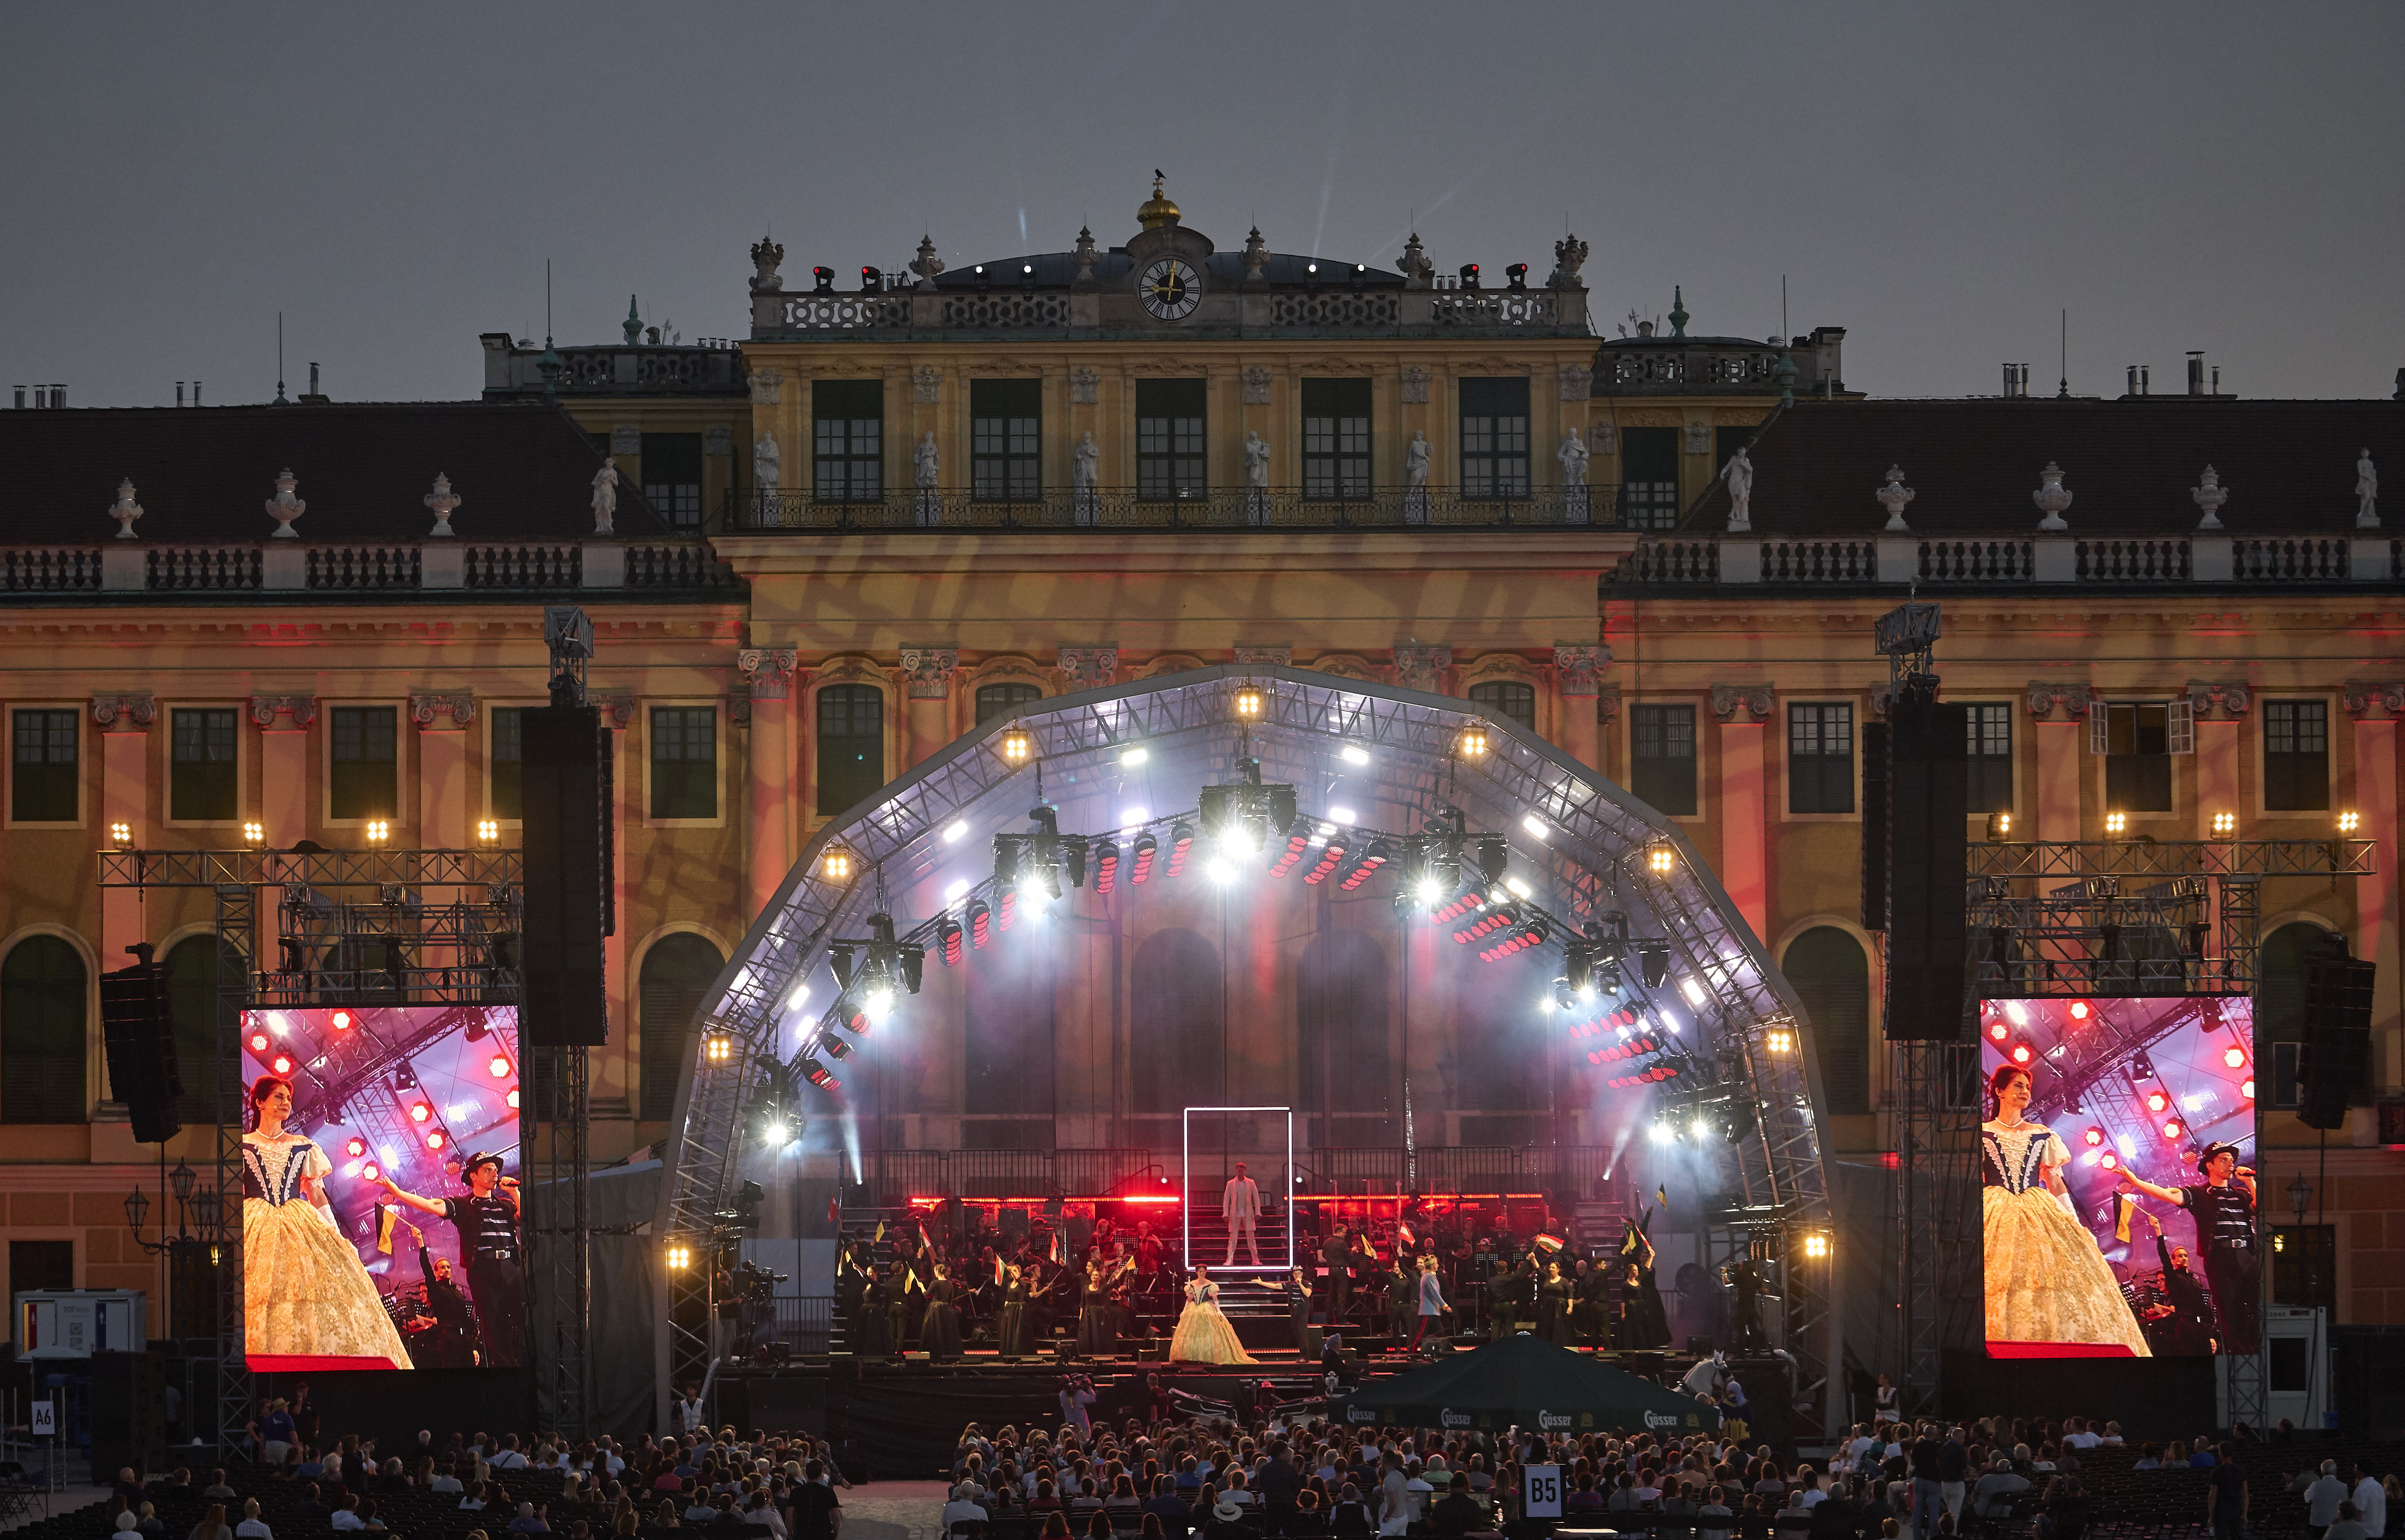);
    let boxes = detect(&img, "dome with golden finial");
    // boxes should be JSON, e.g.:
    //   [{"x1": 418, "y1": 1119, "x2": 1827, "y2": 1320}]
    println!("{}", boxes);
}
[{"x1": 1137, "y1": 170, "x2": 1181, "y2": 231}]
